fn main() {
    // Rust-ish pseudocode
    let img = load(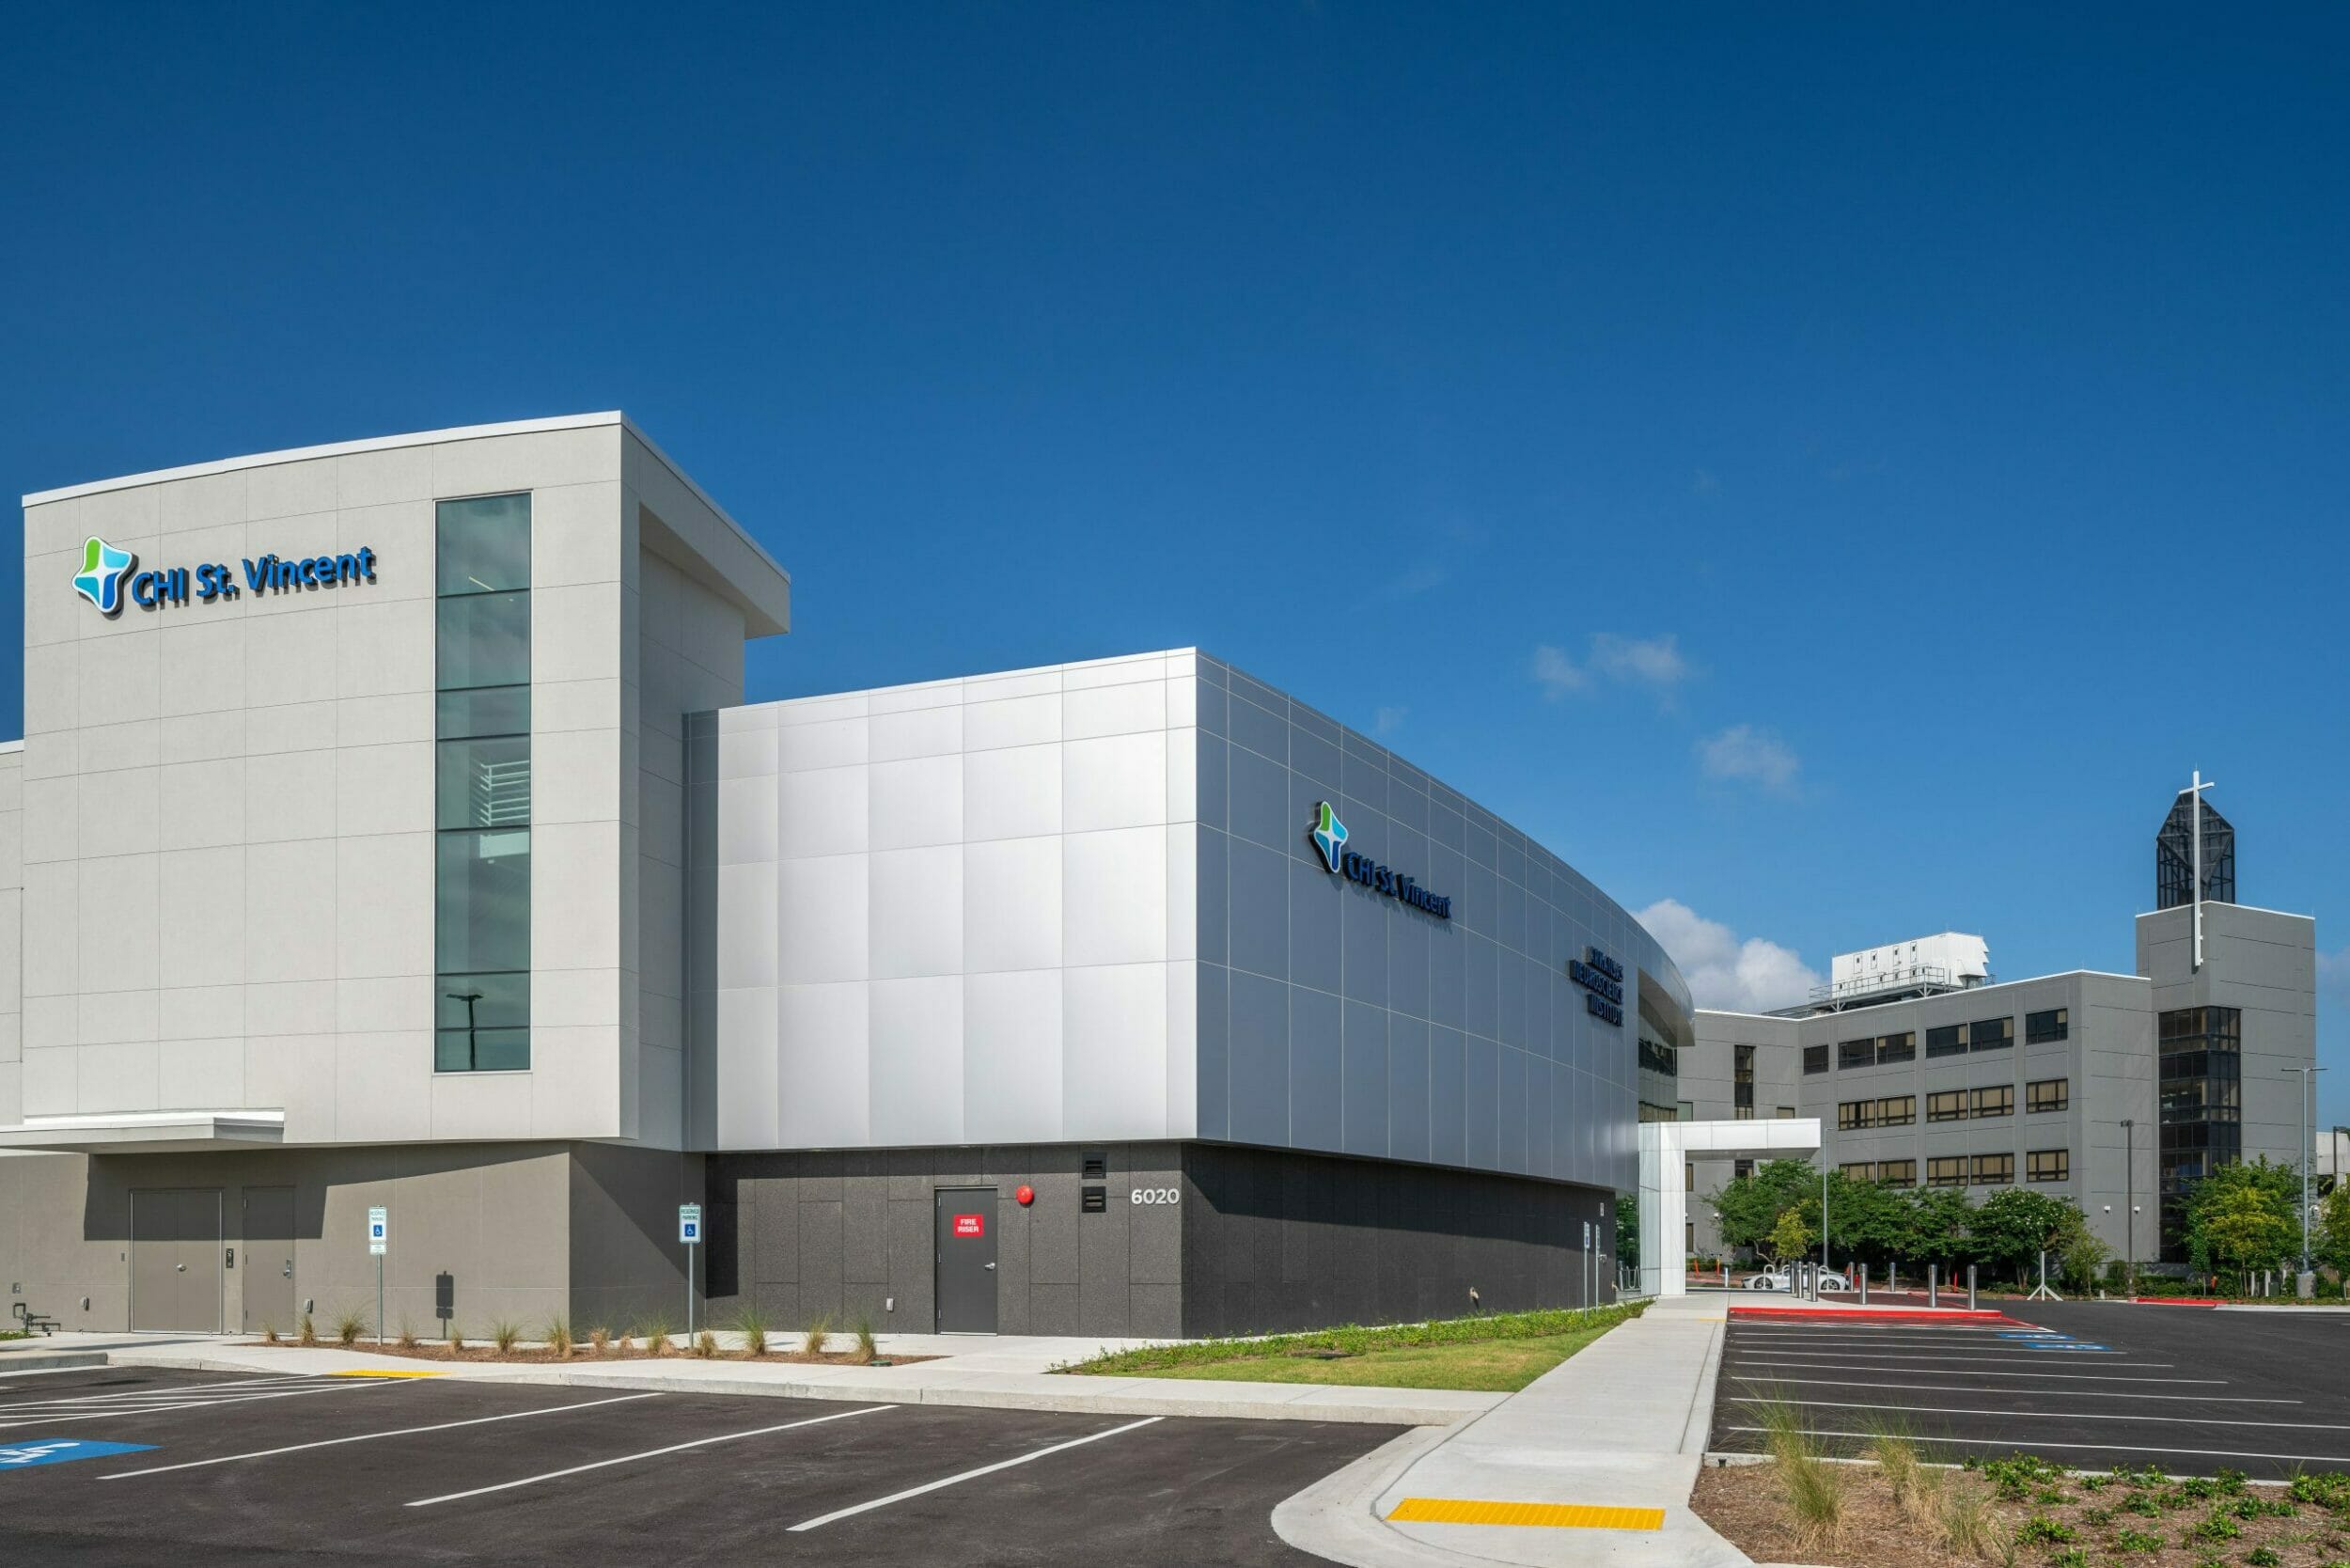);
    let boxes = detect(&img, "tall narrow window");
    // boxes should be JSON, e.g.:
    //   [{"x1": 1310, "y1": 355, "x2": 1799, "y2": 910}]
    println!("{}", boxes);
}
[{"x1": 435, "y1": 494, "x2": 531, "y2": 1073}]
